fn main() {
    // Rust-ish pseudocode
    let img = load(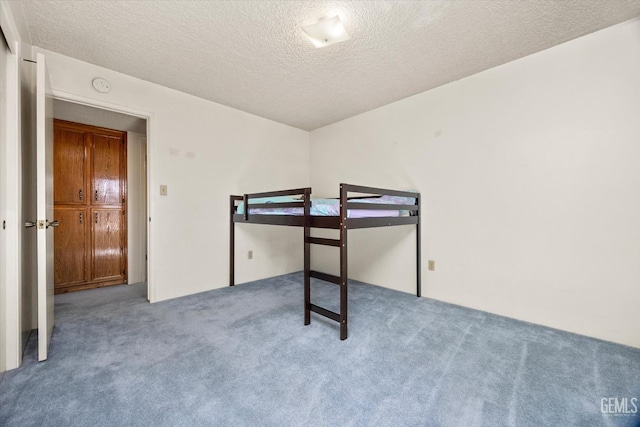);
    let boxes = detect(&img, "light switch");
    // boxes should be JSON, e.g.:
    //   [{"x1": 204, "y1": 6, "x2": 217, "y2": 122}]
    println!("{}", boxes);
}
[{"x1": 160, "y1": 185, "x2": 168, "y2": 196}]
